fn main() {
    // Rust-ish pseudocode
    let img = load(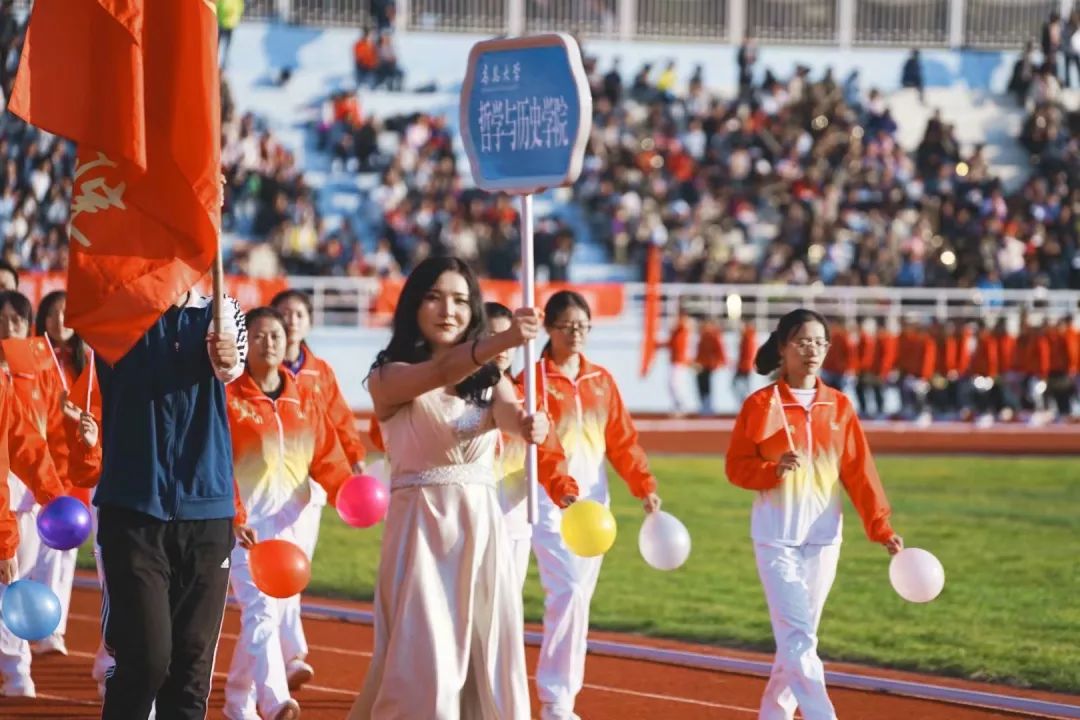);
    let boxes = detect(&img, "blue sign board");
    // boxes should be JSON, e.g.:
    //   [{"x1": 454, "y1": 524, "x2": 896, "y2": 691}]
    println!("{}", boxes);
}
[{"x1": 460, "y1": 34, "x2": 592, "y2": 194}]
